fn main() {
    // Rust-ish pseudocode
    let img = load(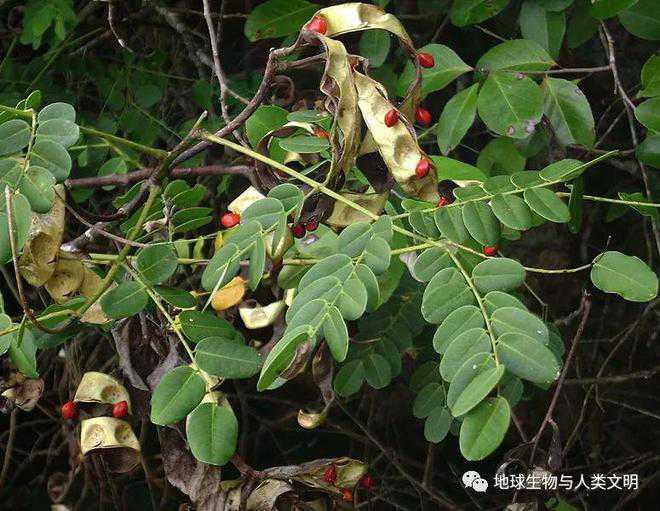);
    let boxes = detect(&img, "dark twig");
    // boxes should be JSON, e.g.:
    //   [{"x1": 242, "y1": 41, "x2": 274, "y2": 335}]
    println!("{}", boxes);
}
[
  {"x1": 600, "y1": 22, "x2": 660, "y2": 255},
  {"x1": 337, "y1": 401, "x2": 456, "y2": 509},
  {"x1": 66, "y1": 164, "x2": 253, "y2": 188},
  {"x1": 0, "y1": 409, "x2": 17, "y2": 491},
  {"x1": 530, "y1": 292, "x2": 592, "y2": 465},
  {"x1": 172, "y1": 42, "x2": 303, "y2": 165}
]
